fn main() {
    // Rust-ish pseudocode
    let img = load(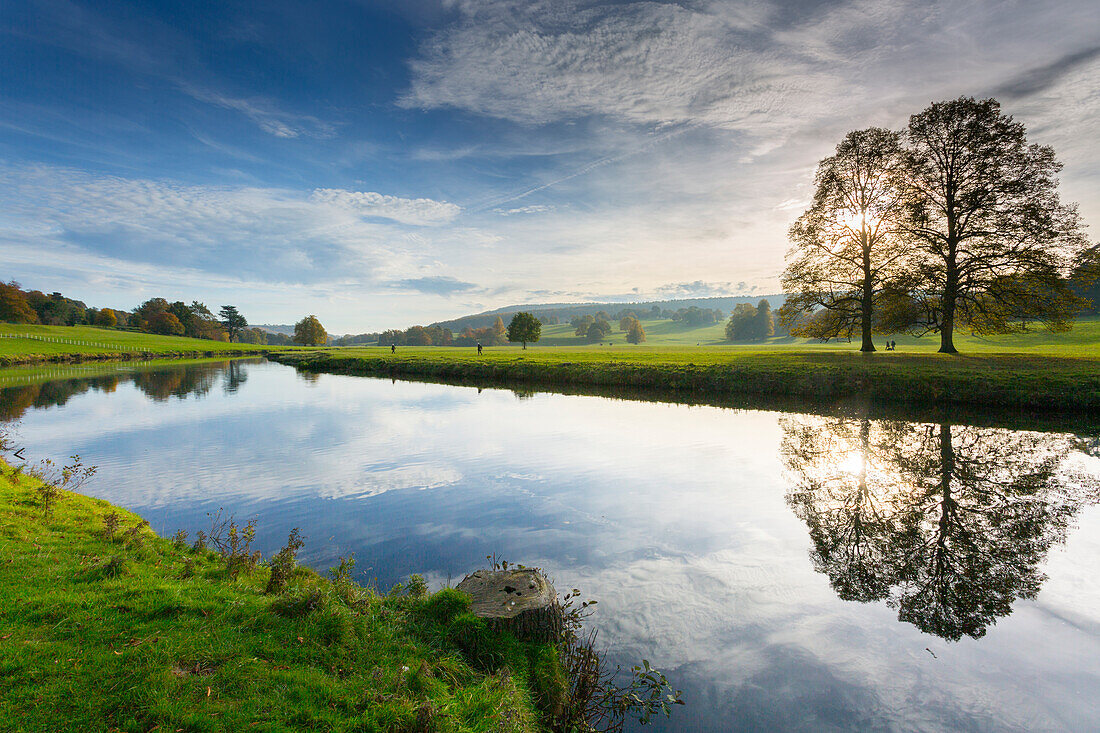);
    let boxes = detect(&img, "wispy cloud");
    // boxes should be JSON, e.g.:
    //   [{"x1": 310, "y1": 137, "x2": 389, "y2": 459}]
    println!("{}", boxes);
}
[
  {"x1": 180, "y1": 84, "x2": 336, "y2": 139},
  {"x1": 311, "y1": 189, "x2": 461, "y2": 226},
  {"x1": 496, "y1": 205, "x2": 554, "y2": 216},
  {"x1": 653, "y1": 281, "x2": 760, "y2": 299}
]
